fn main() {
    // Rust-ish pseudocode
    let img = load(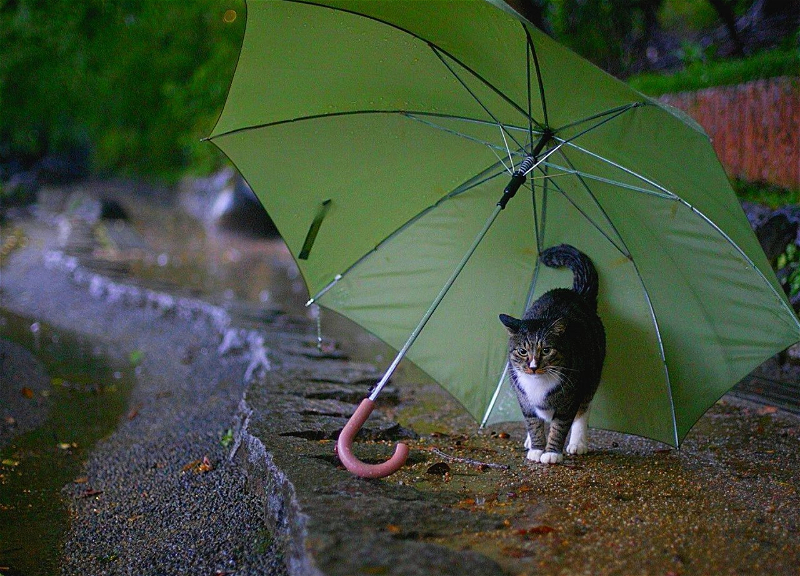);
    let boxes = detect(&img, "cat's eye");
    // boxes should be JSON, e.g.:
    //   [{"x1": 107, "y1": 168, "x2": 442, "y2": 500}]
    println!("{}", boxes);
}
[
  {"x1": 541, "y1": 347, "x2": 552, "y2": 355},
  {"x1": 515, "y1": 347, "x2": 528, "y2": 356}
]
